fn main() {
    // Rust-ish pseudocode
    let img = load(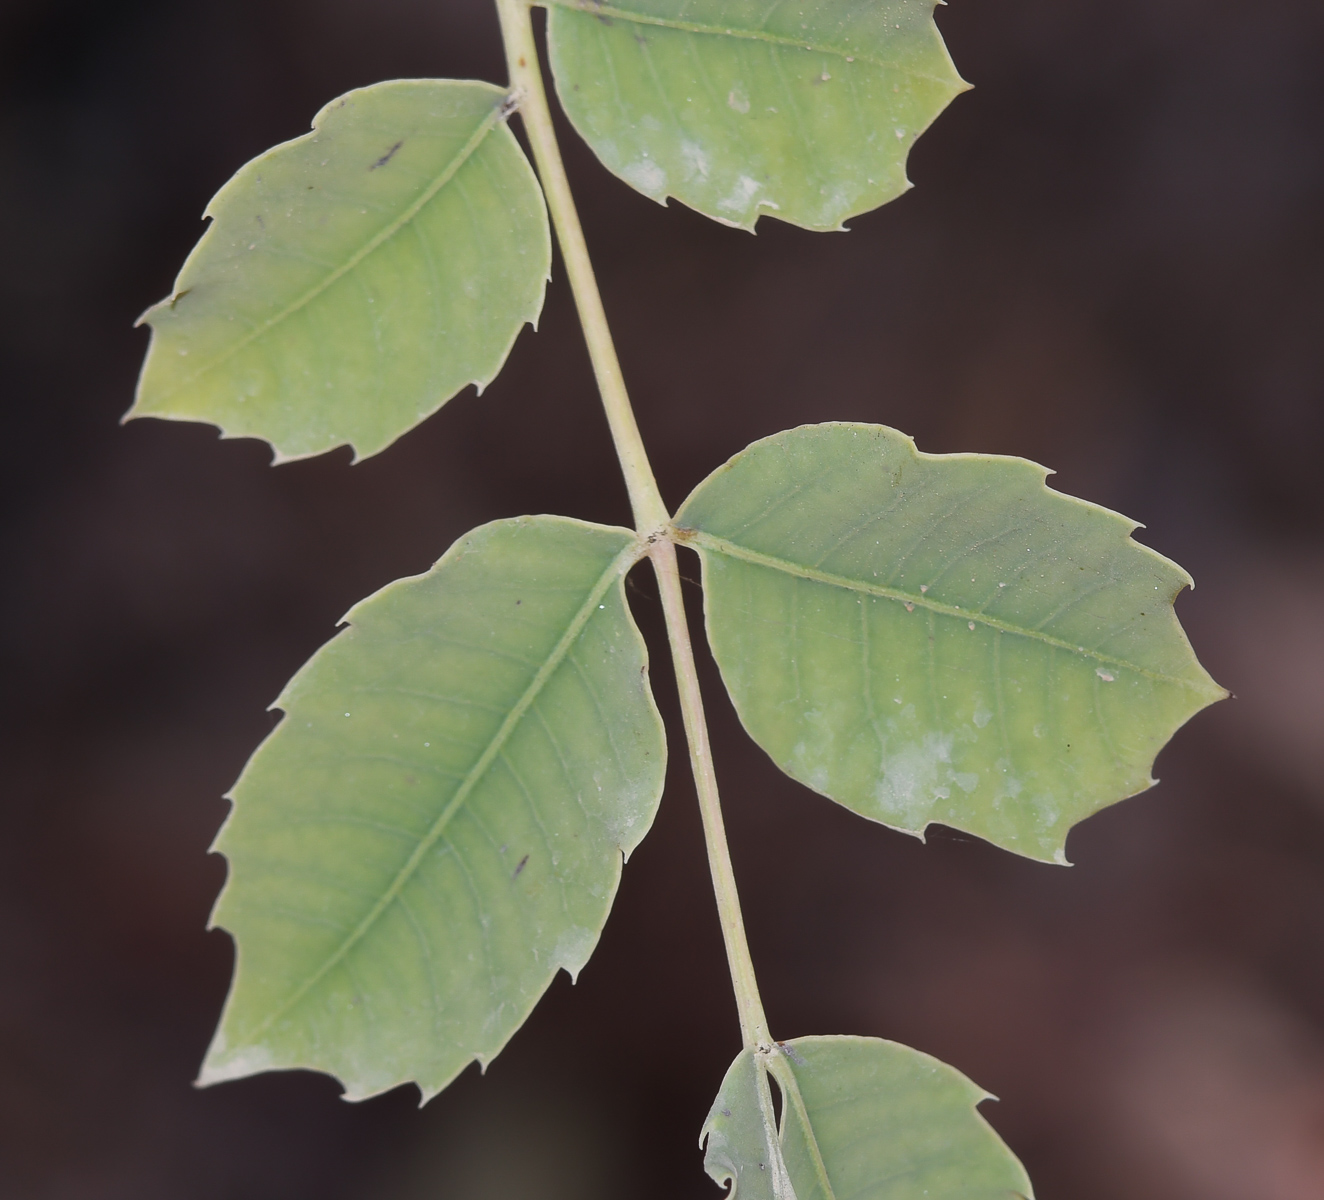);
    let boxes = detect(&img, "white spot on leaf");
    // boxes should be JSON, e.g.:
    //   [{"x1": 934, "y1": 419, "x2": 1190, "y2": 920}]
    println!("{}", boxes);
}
[
  {"x1": 680, "y1": 140, "x2": 711, "y2": 180},
  {"x1": 718, "y1": 175, "x2": 762, "y2": 214},
  {"x1": 875, "y1": 732, "x2": 958, "y2": 827},
  {"x1": 621, "y1": 159, "x2": 667, "y2": 195}
]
